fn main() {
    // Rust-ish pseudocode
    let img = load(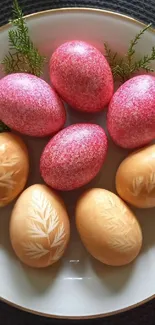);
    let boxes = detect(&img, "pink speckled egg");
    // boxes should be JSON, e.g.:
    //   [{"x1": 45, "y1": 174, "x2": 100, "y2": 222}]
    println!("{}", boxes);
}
[
  {"x1": 40, "y1": 123, "x2": 108, "y2": 191},
  {"x1": 0, "y1": 73, "x2": 66, "y2": 137},
  {"x1": 50, "y1": 41, "x2": 114, "y2": 113},
  {"x1": 107, "y1": 75, "x2": 155, "y2": 149}
]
